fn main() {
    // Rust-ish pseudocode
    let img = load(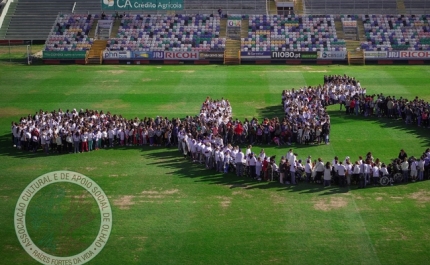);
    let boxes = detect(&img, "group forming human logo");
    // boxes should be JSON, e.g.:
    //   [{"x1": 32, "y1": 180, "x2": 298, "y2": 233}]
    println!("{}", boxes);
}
[{"x1": 14, "y1": 171, "x2": 112, "y2": 265}]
